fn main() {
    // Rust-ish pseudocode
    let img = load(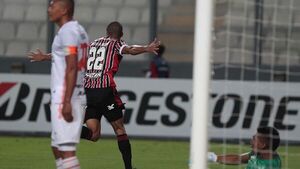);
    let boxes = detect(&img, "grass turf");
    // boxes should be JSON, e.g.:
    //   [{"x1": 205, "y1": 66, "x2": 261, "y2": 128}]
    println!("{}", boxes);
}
[
  {"x1": 0, "y1": 136, "x2": 189, "y2": 169},
  {"x1": 0, "y1": 136, "x2": 299, "y2": 169}
]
